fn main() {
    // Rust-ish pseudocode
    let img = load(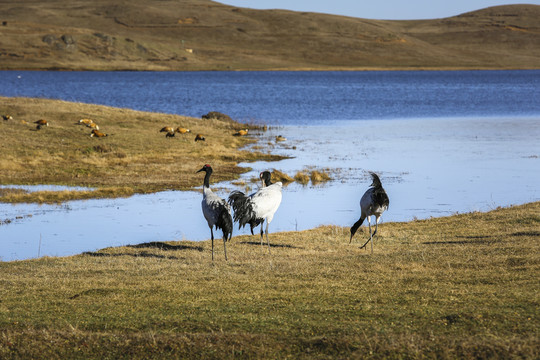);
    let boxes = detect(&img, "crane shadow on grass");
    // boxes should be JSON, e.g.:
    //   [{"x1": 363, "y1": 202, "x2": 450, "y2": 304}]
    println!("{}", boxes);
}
[
  {"x1": 239, "y1": 241, "x2": 303, "y2": 249},
  {"x1": 82, "y1": 241, "x2": 204, "y2": 260},
  {"x1": 128, "y1": 241, "x2": 204, "y2": 252},
  {"x1": 510, "y1": 231, "x2": 540, "y2": 237},
  {"x1": 83, "y1": 251, "x2": 180, "y2": 260}
]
